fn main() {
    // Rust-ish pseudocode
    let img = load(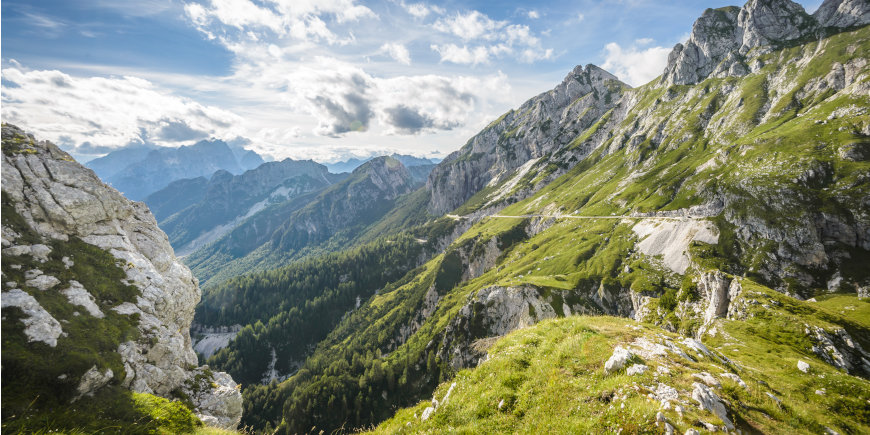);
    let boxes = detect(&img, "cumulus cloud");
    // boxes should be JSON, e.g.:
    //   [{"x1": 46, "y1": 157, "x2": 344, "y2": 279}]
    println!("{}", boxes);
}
[
  {"x1": 430, "y1": 44, "x2": 491, "y2": 65},
  {"x1": 601, "y1": 41, "x2": 670, "y2": 86},
  {"x1": 0, "y1": 65, "x2": 243, "y2": 154},
  {"x1": 380, "y1": 42, "x2": 412, "y2": 65},
  {"x1": 184, "y1": 0, "x2": 376, "y2": 44},
  {"x1": 266, "y1": 57, "x2": 507, "y2": 136},
  {"x1": 527, "y1": 10, "x2": 540, "y2": 19},
  {"x1": 433, "y1": 10, "x2": 503, "y2": 41},
  {"x1": 430, "y1": 10, "x2": 552, "y2": 64},
  {"x1": 402, "y1": 1, "x2": 443, "y2": 19}
]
